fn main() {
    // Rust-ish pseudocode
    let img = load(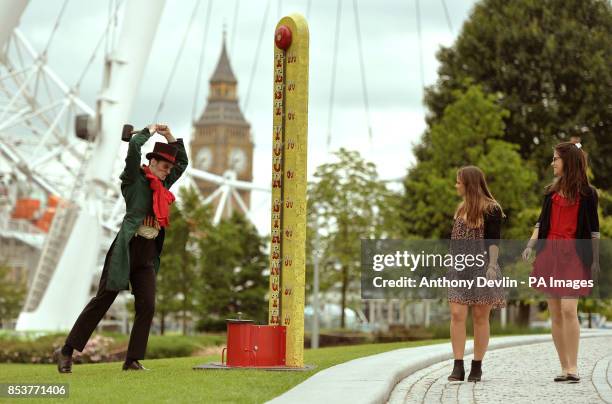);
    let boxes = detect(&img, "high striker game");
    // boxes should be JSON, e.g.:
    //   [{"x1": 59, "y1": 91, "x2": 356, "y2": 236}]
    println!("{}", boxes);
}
[
  {"x1": 196, "y1": 14, "x2": 309, "y2": 370},
  {"x1": 268, "y1": 14, "x2": 309, "y2": 368}
]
